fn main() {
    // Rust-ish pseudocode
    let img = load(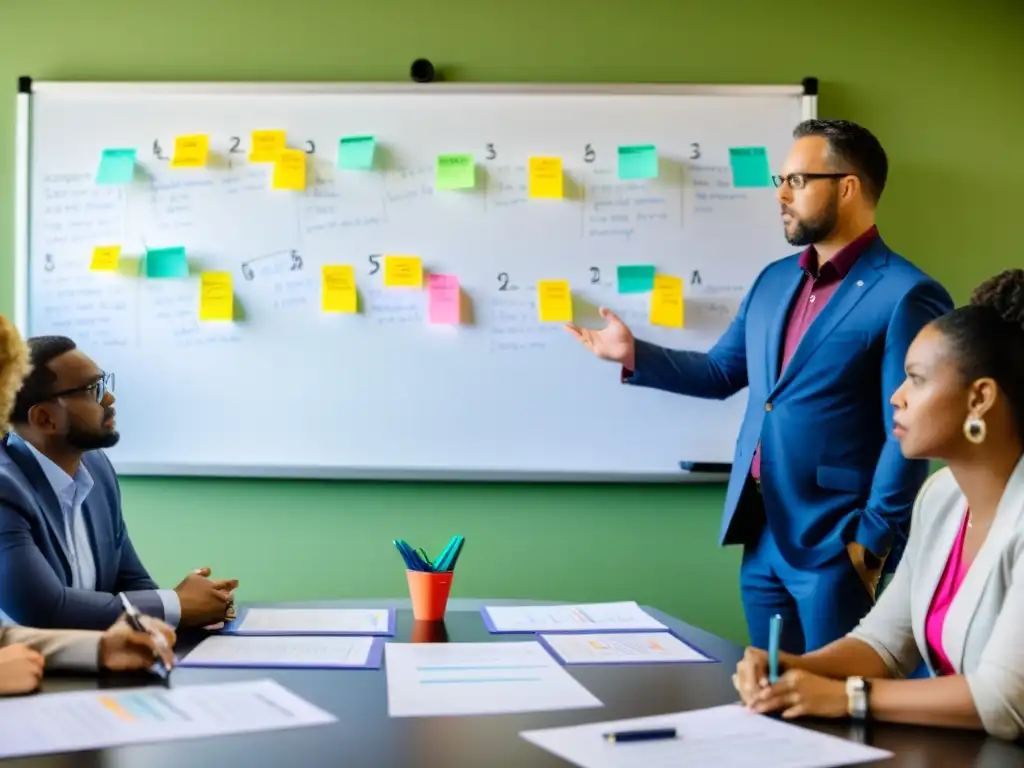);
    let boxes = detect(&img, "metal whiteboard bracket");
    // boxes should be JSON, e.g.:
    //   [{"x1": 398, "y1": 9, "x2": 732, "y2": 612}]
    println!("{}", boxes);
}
[
  {"x1": 801, "y1": 76, "x2": 819, "y2": 120},
  {"x1": 13, "y1": 75, "x2": 33, "y2": 334}
]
